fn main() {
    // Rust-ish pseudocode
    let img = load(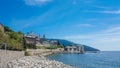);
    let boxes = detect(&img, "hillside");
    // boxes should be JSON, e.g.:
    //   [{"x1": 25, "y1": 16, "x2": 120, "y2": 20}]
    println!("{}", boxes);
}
[
  {"x1": 48, "y1": 39, "x2": 100, "y2": 51},
  {"x1": 83, "y1": 45, "x2": 99, "y2": 51},
  {"x1": 0, "y1": 25, "x2": 24, "y2": 51}
]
